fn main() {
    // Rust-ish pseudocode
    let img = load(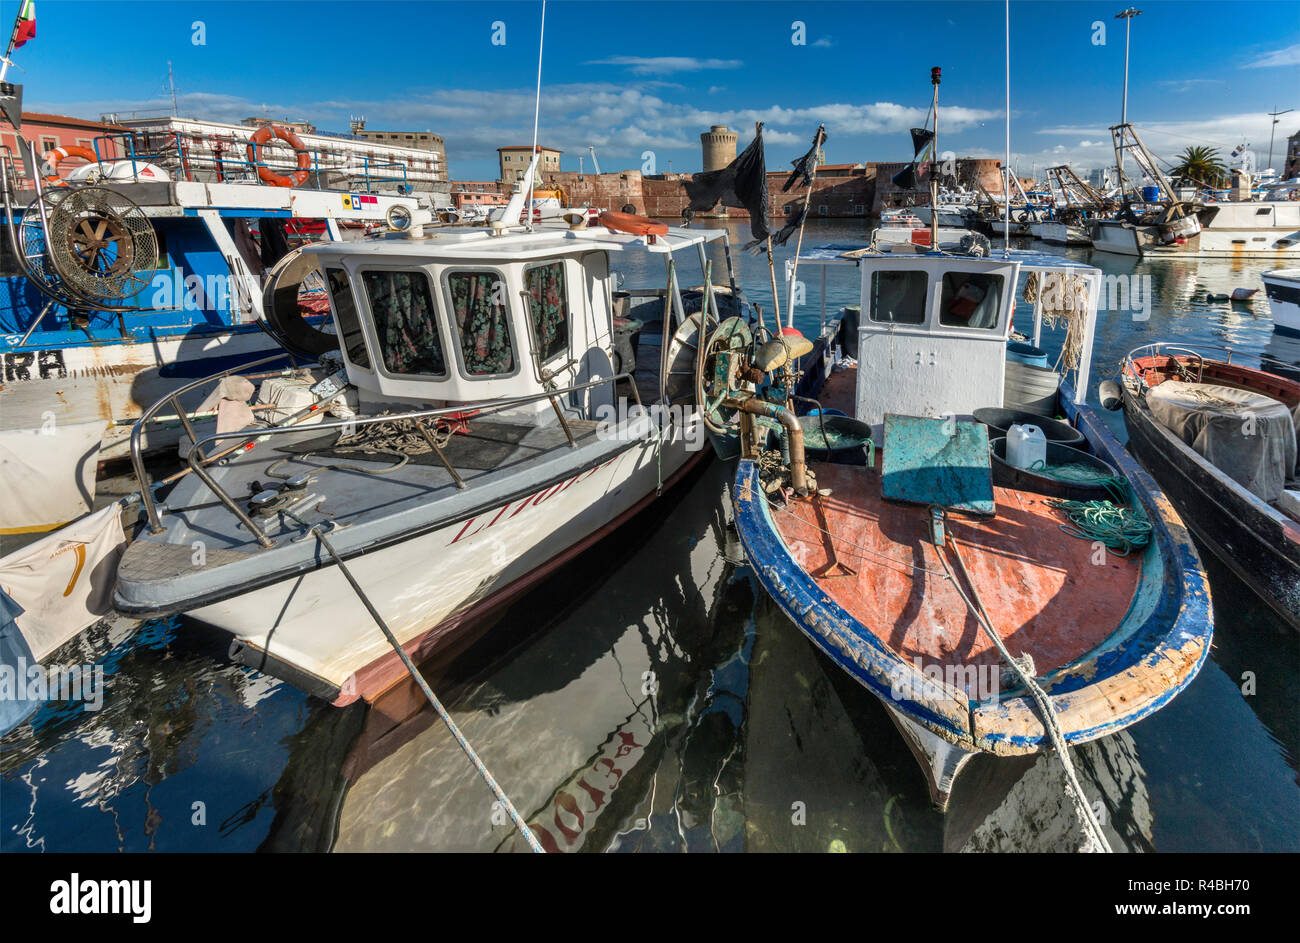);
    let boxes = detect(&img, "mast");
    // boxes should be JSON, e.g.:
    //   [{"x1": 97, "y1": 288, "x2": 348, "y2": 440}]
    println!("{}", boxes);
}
[
  {"x1": 930, "y1": 66, "x2": 941, "y2": 249},
  {"x1": 1003, "y1": 0, "x2": 1011, "y2": 254},
  {"x1": 526, "y1": 0, "x2": 546, "y2": 231}
]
